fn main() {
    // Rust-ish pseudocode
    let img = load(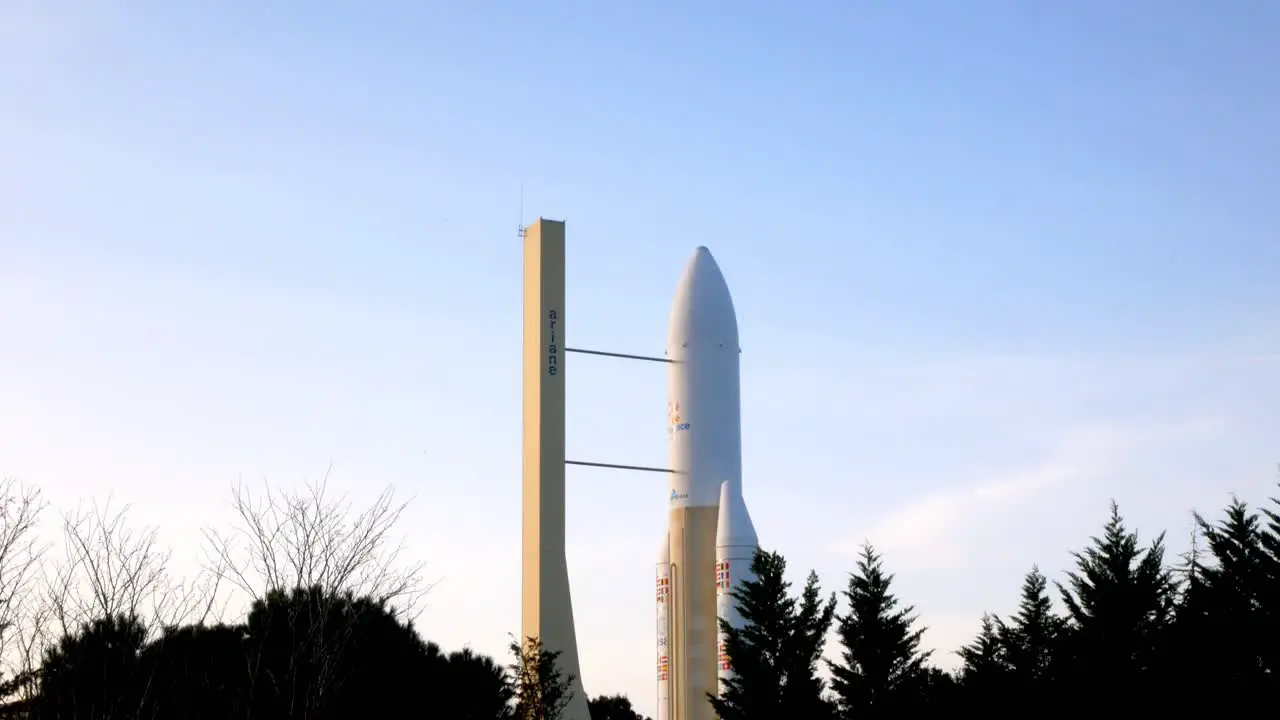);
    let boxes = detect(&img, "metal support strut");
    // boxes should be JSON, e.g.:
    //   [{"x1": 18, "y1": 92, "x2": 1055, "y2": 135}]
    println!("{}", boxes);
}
[
  {"x1": 564, "y1": 345, "x2": 676, "y2": 474},
  {"x1": 566, "y1": 347, "x2": 672, "y2": 364},
  {"x1": 566, "y1": 460, "x2": 675, "y2": 474}
]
